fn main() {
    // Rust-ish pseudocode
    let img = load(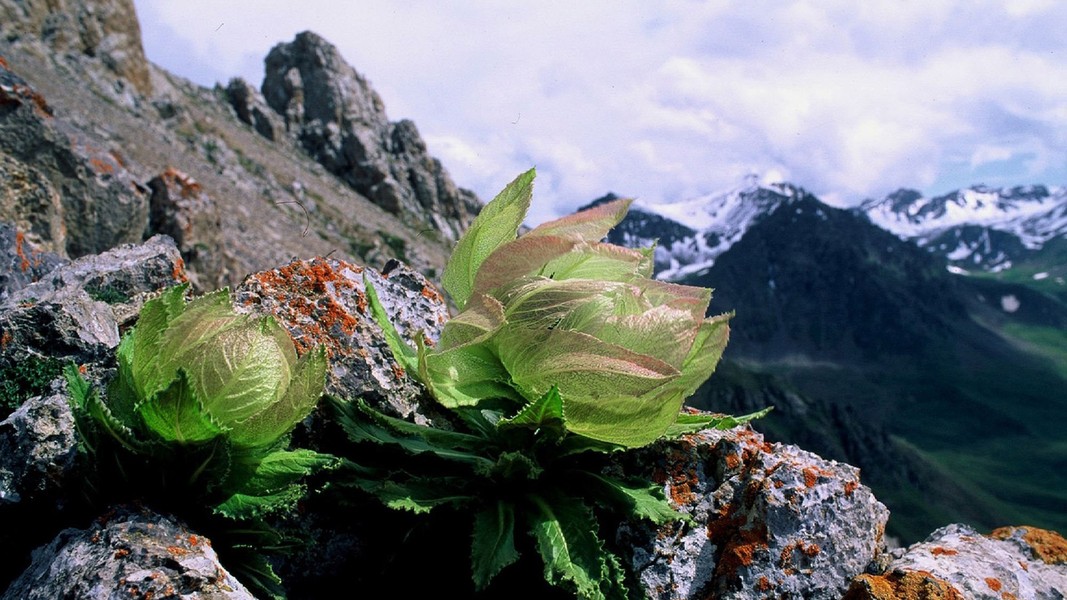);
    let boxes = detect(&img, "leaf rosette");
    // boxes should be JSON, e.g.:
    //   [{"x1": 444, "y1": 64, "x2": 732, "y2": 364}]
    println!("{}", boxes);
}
[
  {"x1": 426, "y1": 169, "x2": 730, "y2": 447},
  {"x1": 109, "y1": 284, "x2": 326, "y2": 448}
]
